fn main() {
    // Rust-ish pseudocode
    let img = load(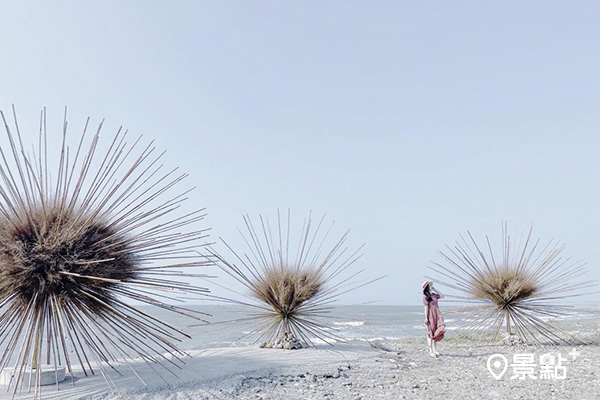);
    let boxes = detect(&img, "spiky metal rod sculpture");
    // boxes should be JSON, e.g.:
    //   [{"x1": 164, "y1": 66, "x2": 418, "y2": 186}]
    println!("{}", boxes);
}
[
  {"x1": 0, "y1": 107, "x2": 211, "y2": 398},
  {"x1": 208, "y1": 210, "x2": 376, "y2": 347},
  {"x1": 429, "y1": 223, "x2": 595, "y2": 344}
]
